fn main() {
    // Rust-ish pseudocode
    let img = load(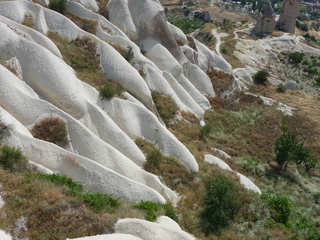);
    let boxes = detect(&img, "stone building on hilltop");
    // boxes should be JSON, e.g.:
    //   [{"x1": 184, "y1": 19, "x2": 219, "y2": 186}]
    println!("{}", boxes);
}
[
  {"x1": 276, "y1": 0, "x2": 302, "y2": 33},
  {"x1": 252, "y1": 1, "x2": 276, "y2": 37}
]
